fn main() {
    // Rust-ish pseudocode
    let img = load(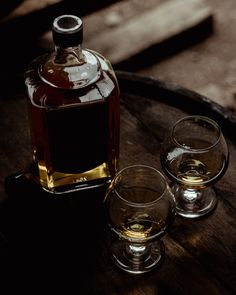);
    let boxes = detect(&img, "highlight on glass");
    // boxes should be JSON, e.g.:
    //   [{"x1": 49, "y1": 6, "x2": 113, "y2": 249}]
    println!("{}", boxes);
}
[
  {"x1": 160, "y1": 115, "x2": 229, "y2": 218},
  {"x1": 103, "y1": 164, "x2": 176, "y2": 274}
]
